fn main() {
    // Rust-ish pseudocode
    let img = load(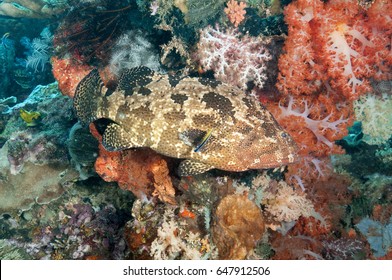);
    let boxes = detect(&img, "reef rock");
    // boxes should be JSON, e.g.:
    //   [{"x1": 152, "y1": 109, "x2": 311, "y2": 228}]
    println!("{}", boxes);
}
[{"x1": 0, "y1": 82, "x2": 78, "y2": 215}]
